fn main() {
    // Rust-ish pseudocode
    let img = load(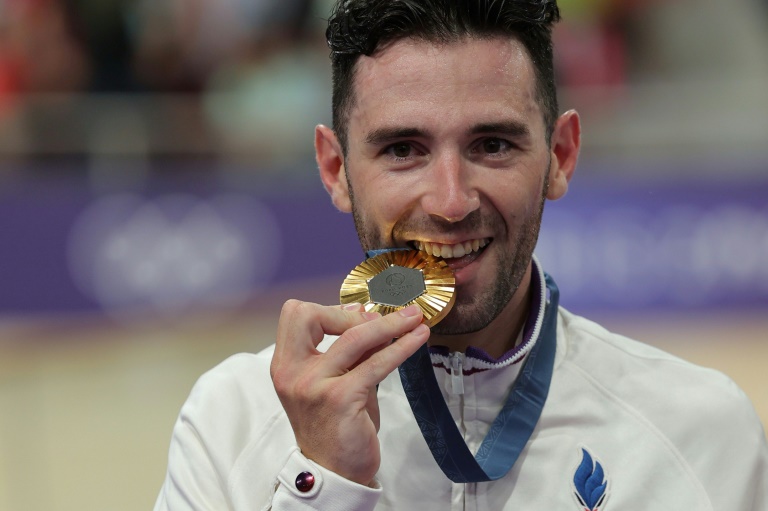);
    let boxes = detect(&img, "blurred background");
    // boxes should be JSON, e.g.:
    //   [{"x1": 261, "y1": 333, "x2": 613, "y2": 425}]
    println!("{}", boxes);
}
[{"x1": 0, "y1": 0, "x2": 766, "y2": 509}]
